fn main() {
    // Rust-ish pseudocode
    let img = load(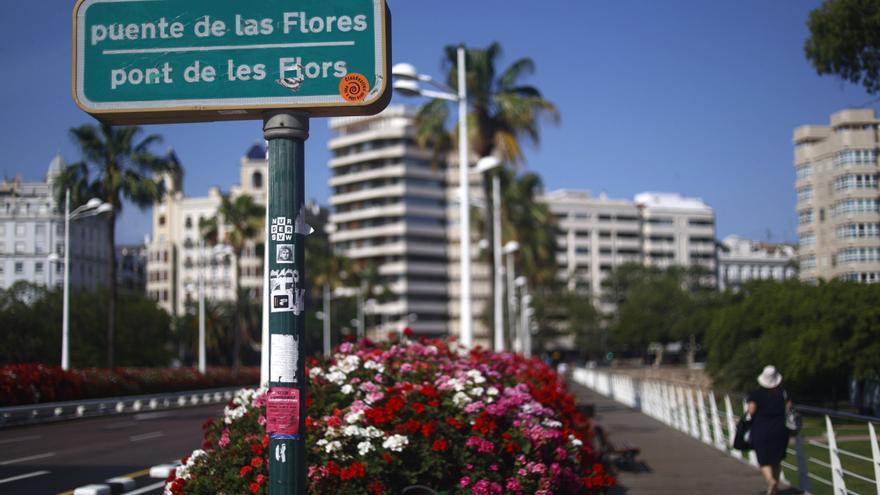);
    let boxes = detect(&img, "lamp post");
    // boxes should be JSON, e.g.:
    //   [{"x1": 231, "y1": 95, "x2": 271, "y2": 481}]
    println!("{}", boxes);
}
[
  {"x1": 473, "y1": 156, "x2": 504, "y2": 351},
  {"x1": 502, "y1": 241, "x2": 520, "y2": 351},
  {"x1": 516, "y1": 276, "x2": 532, "y2": 357},
  {"x1": 190, "y1": 243, "x2": 233, "y2": 373},
  {"x1": 47, "y1": 190, "x2": 112, "y2": 370},
  {"x1": 392, "y1": 46, "x2": 476, "y2": 348}
]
